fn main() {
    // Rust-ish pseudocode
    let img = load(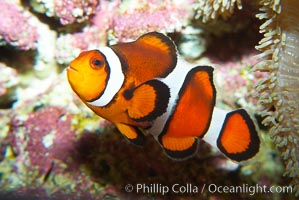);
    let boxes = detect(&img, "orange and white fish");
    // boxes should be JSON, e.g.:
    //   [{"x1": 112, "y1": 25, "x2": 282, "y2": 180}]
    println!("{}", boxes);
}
[{"x1": 67, "y1": 32, "x2": 260, "y2": 162}]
